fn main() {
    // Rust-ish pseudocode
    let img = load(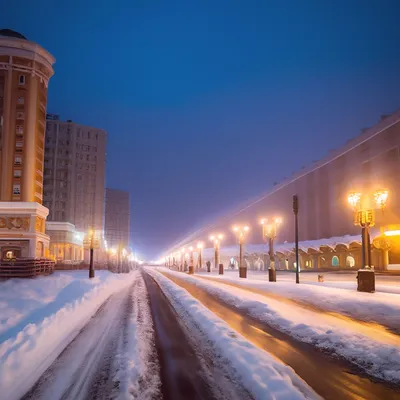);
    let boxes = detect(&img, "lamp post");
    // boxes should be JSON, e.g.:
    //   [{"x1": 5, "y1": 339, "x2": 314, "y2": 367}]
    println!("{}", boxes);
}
[
  {"x1": 348, "y1": 189, "x2": 388, "y2": 292},
  {"x1": 209, "y1": 234, "x2": 223, "y2": 274},
  {"x1": 233, "y1": 225, "x2": 250, "y2": 278},
  {"x1": 83, "y1": 228, "x2": 99, "y2": 279},
  {"x1": 188, "y1": 246, "x2": 194, "y2": 274},
  {"x1": 197, "y1": 242, "x2": 203, "y2": 270},
  {"x1": 180, "y1": 247, "x2": 185, "y2": 271},
  {"x1": 260, "y1": 217, "x2": 282, "y2": 282}
]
